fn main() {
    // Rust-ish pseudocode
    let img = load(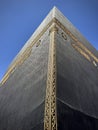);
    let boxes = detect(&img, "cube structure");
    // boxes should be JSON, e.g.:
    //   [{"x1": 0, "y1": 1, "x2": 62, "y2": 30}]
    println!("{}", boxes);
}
[{"x1": 0, "y1": 7, "x2": 98, "y2": 130}]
